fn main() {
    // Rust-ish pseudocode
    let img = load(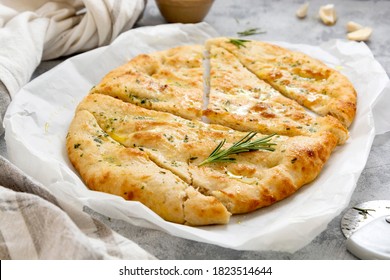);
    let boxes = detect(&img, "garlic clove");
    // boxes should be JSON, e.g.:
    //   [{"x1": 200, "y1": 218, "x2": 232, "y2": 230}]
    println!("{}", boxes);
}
[
  {"x1": 346, "y1": 21, "x2": 364, "y2": 32},
  {"x1": 319, "y1": 4, "x2": 337, "y2": 25},
  {"x1": 347, "y1": 27, "x2": 373, "y2": 41},
  {"x1": 296, "y1": 2, "x2": 309, "y2": 19}
]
